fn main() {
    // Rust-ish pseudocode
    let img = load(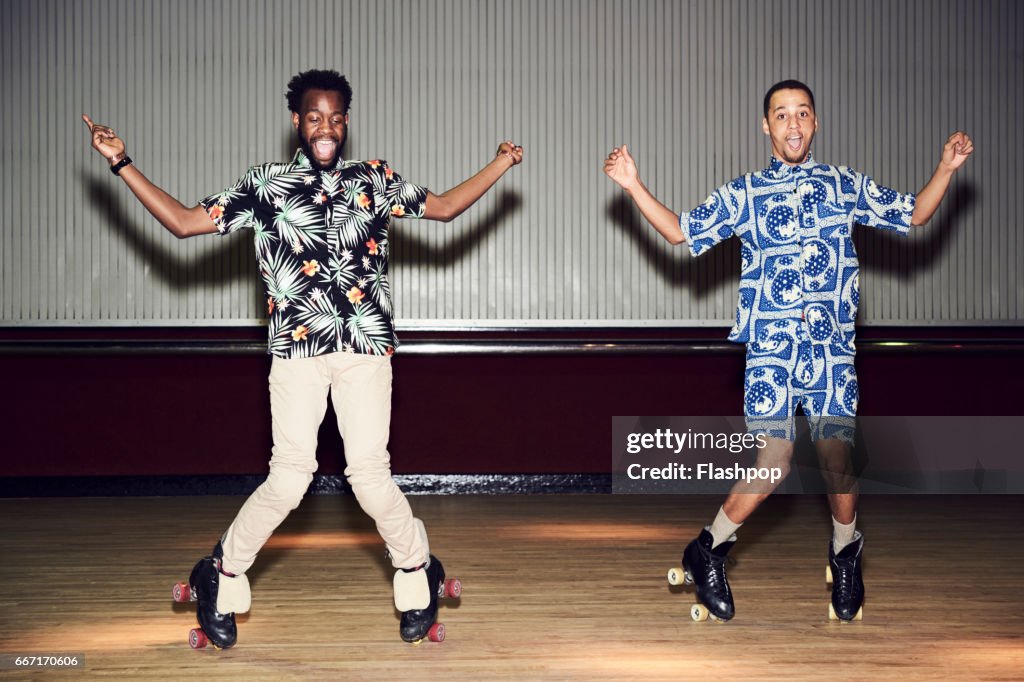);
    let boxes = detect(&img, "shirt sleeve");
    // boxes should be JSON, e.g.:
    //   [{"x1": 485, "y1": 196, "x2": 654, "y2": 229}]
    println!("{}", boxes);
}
[
  {"x1": 852, "y1": 171, "x2": 915, "y2": 234},
  {"x1": 198, "y1": 168, "x2": 263, "y2": 235},
  {"x1": 678, "y1": 177, "x2": 749, "y2": 257},
  {"x1": 374, "y1": 161, "x2": 428, "y2": 220}
]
